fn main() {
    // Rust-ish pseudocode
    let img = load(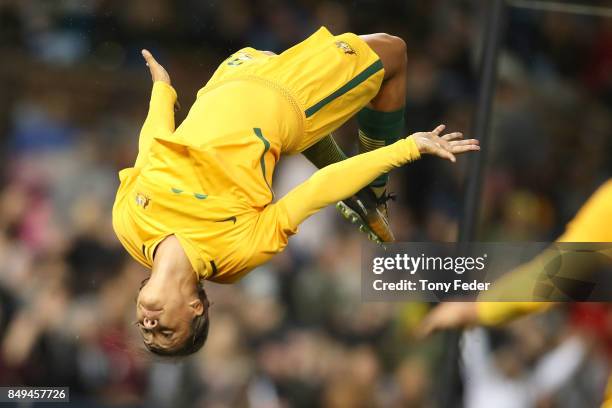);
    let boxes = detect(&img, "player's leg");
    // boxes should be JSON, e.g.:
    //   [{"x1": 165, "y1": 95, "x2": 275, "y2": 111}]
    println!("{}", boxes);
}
[
  {"x1": 359, "y1": 34, "x2": 408, "y2": 176},
  {"x1": 302, "y1": 133, "x2": 347, "y2": 168},
  {"x1": 299, "y1": 34, "x2": 407, "y2": 243},
  {"x1": 256, "y1": 28, "x2": 406, "y2": 242},
  {"x1": 337, "y1": 34, "x2": 408, "y2": 243},
  {"x1": 302, "y1": 34, "x2": 406, "y2": 174}
]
